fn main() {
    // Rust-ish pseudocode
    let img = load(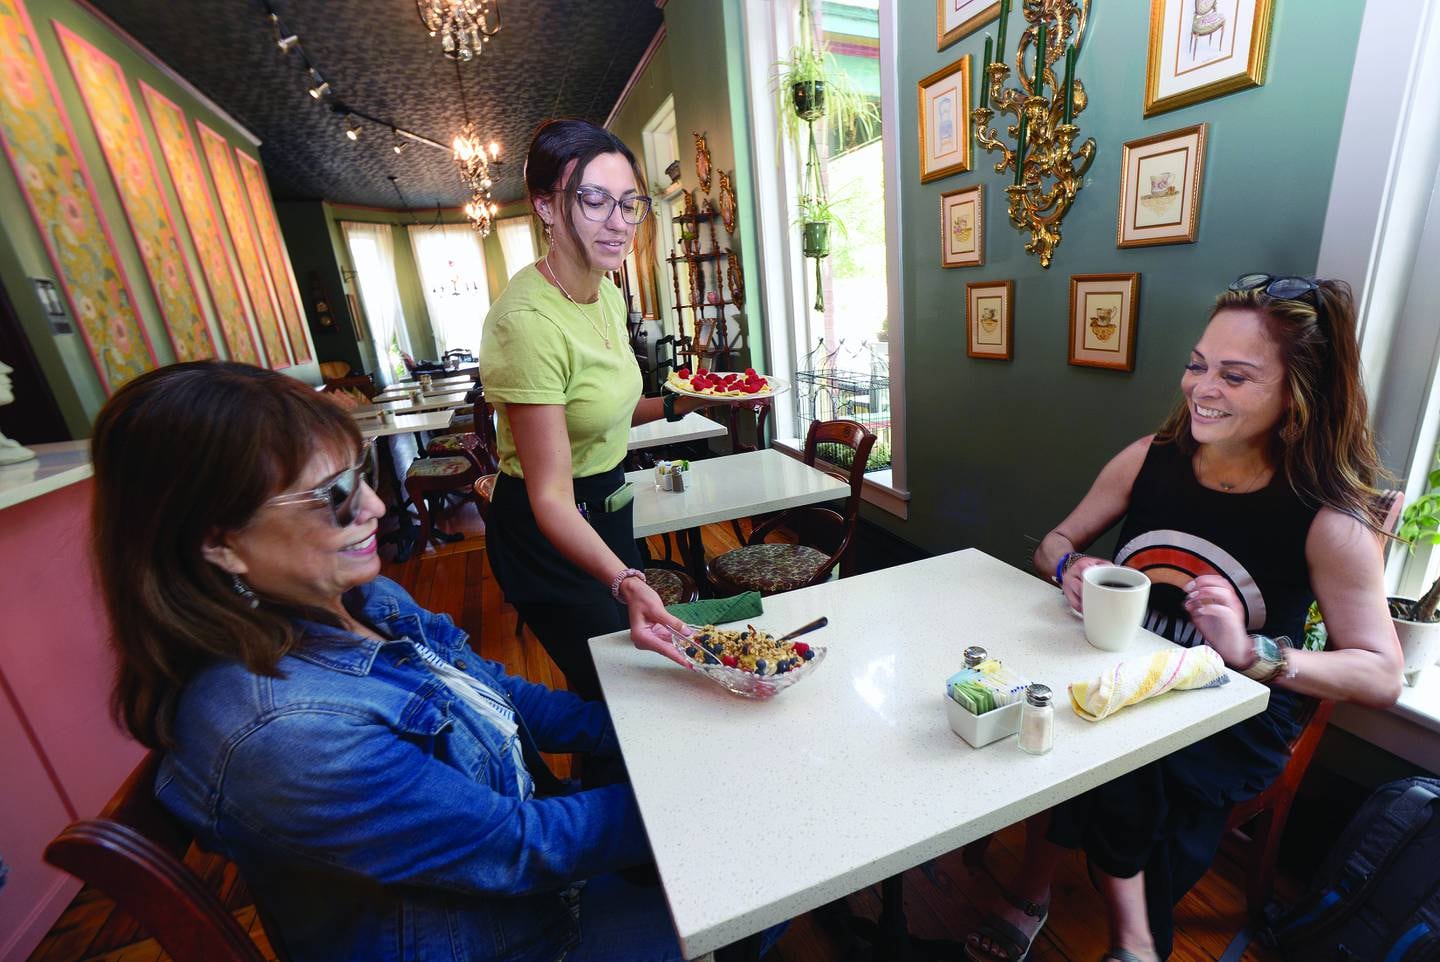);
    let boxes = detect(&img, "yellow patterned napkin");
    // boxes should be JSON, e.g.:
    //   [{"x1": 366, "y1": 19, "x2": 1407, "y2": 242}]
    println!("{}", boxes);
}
[{"x1": 1068, "y1": 646, "x2": 1229, "y2": 722}]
